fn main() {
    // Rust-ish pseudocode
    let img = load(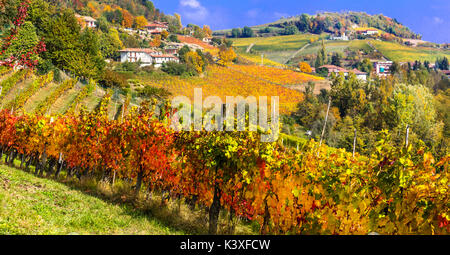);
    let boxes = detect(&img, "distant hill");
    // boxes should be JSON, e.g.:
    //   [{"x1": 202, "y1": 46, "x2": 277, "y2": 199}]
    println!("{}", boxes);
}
[{"x1": 214, "y1": 11, "x2": 421, "y2": 40}]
